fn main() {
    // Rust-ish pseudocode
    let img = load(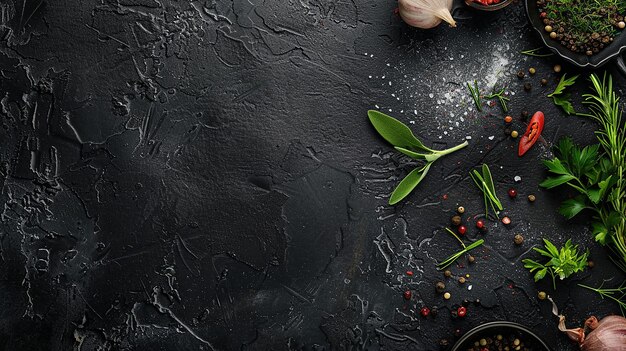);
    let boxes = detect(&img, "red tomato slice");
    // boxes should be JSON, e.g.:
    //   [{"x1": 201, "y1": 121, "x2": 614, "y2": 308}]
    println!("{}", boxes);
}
[{"x1": 518, "y1": 111, "x2": 544, "y2": 156}]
